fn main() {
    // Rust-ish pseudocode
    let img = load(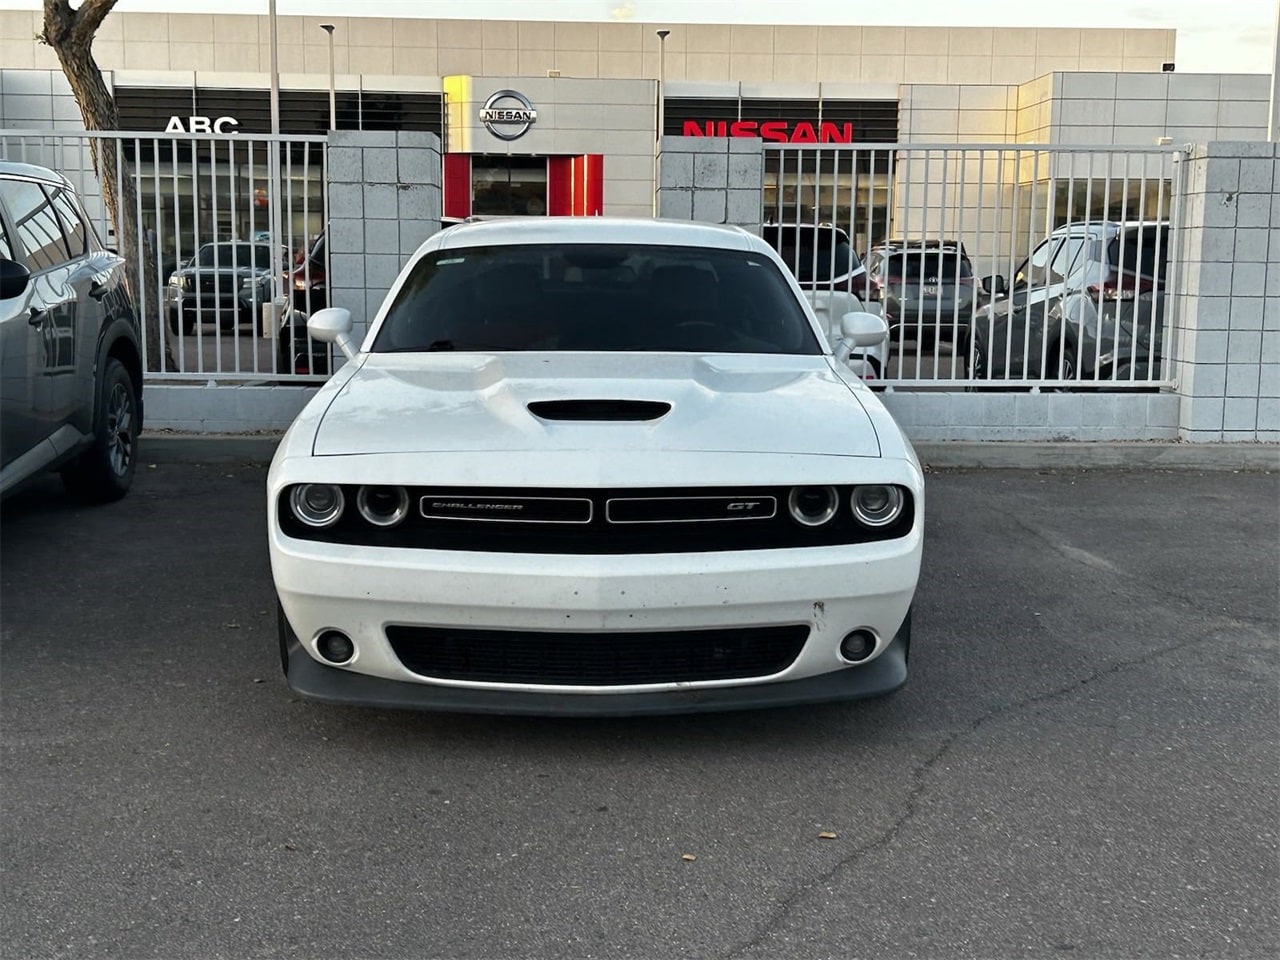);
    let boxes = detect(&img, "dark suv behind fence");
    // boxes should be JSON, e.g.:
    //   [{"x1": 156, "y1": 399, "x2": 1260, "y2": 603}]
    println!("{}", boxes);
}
[
  {"x1": 0, "y1": 162, "x2": 143, "y2": 502},
  {"x1": 864, "y1": 240, "x2": 976, "y2": 345},
  {"x1": 965, "y1": 221, "x2": 1170, "y2": 384}
]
